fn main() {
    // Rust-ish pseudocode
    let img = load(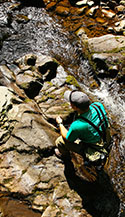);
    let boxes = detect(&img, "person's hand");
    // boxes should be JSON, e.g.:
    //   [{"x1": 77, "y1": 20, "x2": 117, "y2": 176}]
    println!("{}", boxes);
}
[{"x1": 56, "y1": 116, "x2": 63, "y2": 124}]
